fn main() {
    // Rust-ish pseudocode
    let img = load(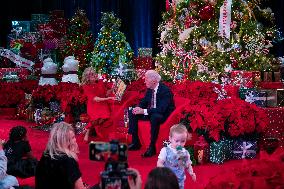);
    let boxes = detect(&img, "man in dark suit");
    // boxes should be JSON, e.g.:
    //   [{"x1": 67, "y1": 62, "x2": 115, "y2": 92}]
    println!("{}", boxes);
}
[{"x1": 128, "y1": 70, "x2": 175, "y2": 157}]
